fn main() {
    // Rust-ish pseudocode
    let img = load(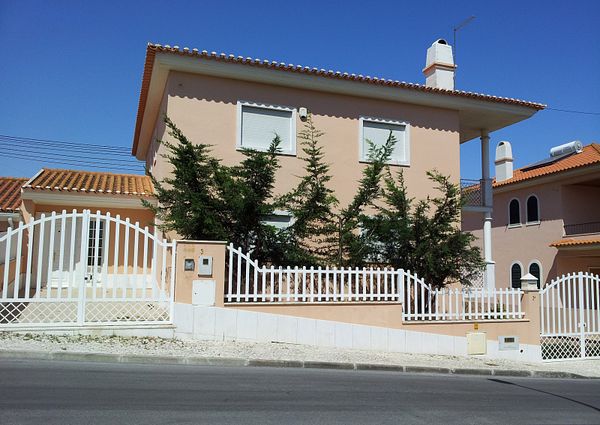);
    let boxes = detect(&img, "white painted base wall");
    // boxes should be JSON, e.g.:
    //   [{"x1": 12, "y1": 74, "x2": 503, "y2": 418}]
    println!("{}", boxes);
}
[{"x1": 173, "y1": 303, "x2": 542, "y2": 363}]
